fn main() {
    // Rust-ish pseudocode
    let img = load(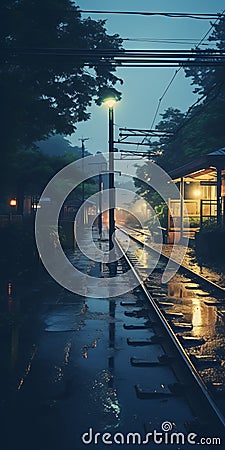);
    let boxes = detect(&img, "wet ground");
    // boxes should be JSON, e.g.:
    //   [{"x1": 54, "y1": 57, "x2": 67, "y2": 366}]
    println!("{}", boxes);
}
[
  {"x1": 118, "y1": 230, "x2": 225, "y2": 416},
  {"x1": 0, "y1": 229, "x2": 224, "y2": 449},
  {"x1": 127, "y1": 227, "x2": 225, "y2": 287},
  {"x1": 160, "y1": 244, "x2": 225, "y2": 288}
]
